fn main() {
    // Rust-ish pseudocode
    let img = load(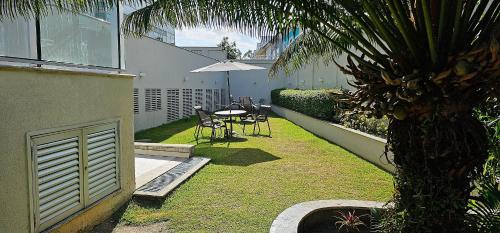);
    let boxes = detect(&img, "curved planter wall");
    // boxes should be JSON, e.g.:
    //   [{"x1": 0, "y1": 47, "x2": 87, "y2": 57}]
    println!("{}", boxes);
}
[
  {"x1": 269, "y1": 200, "x2": 386, "y2": 233},
  {"x1": 271, "y1": 105, "x2": 395, "y2": 173}
]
